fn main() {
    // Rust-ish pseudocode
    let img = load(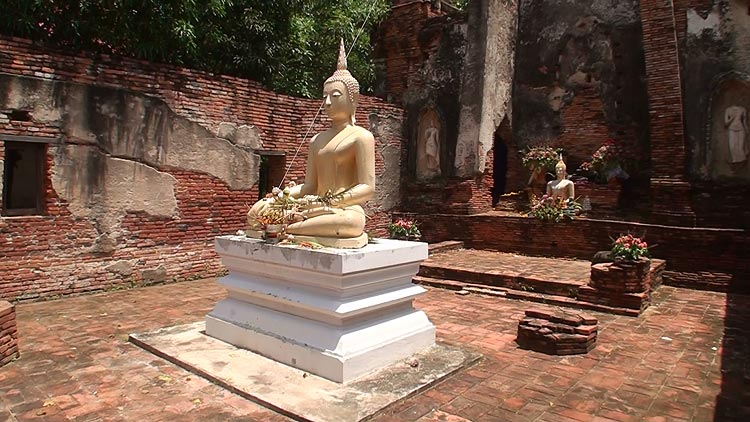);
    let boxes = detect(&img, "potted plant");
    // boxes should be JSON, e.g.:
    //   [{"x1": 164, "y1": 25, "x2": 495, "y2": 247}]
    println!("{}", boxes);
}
[
  {"x1": 388, "y1": 218, "x2": 422, "y2": 241},
  {"x1": 521, "y1": 145, "x2": 561, "y2": 172},
  {"x1": 521, "y1": 145, "x2": 563, "y2": 198},
  {"x1": 610, "y1": 233, "x2": 650, "y2": 262}
]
